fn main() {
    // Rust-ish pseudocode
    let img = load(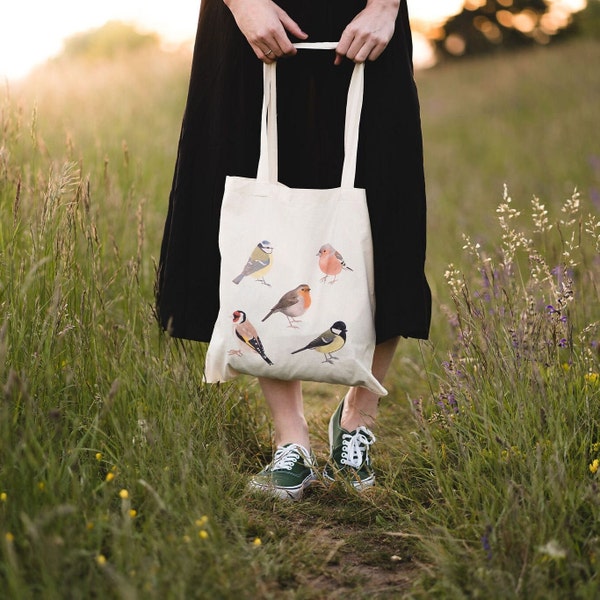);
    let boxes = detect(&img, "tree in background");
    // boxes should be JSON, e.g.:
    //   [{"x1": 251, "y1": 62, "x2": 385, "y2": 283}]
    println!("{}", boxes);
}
[
  {"x1": 60, "y1": 21, "x2": 160, "y2": 62},
  {"x1": 434, "y1": 0, "x2": 590, "y2": 59}
]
